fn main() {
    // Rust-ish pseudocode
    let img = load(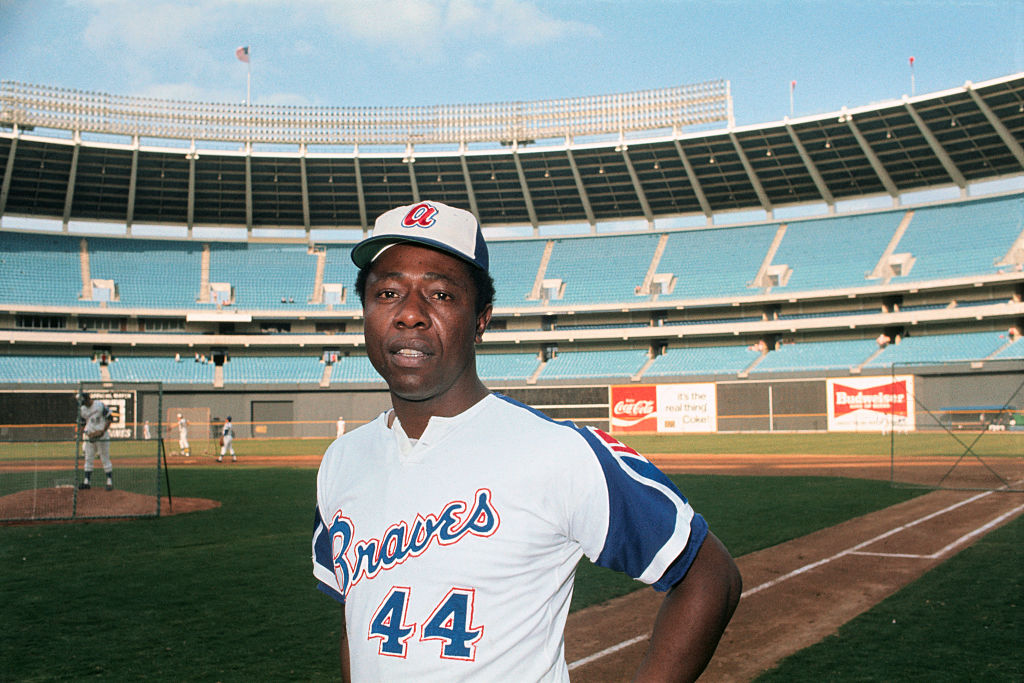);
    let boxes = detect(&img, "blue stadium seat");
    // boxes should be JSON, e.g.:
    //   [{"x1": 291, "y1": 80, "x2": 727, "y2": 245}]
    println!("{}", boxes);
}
[
  {"x1": 222, "y1": 356, "x2": 324, "y2": 384},
  {"x1": 0, "y1": 355, "x2": 102, "y2": 383},
  {"x1": 539, "y1": 349, "x2": 648, "y2": 379},
  {"x1": 752, "y1": 339, "x2": 879, "y2": 373},
  {"x1": 644, "y1": 345, "x2": 761, "y2": 377},
  {"x1": 477, "y1": 353, "x2": 539, "y2": 381},
  {"x1": 108, "y1": 356, "x2": 215, "y2": 384},
  {"x1": 865, "y1": 331, "x2": 1011, "y2": 367}
]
